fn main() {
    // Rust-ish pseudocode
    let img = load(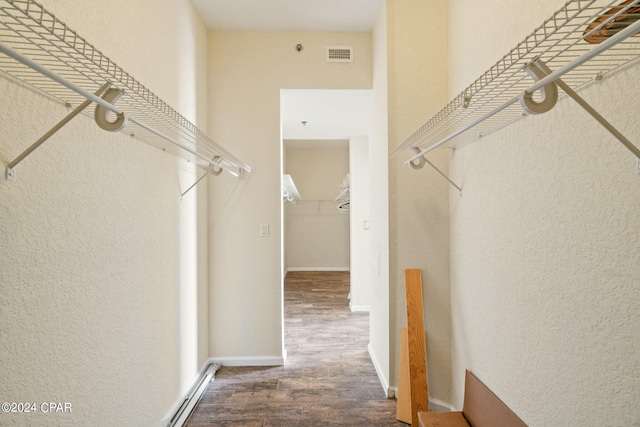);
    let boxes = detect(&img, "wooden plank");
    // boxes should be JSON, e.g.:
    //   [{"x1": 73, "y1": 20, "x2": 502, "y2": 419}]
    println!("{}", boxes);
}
[
  {"x1": 396, "y1": 327, "x2": 411, "y2": 423},
  {"x1": 462, "y1": 370, "x2": 528, "y2": 427},
  {"x1": 405, "y1": 268, "x2": 429, "y2": 426},
  {"x1": 418, "y1": 411, "x2": 469, "y2": 427}
]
